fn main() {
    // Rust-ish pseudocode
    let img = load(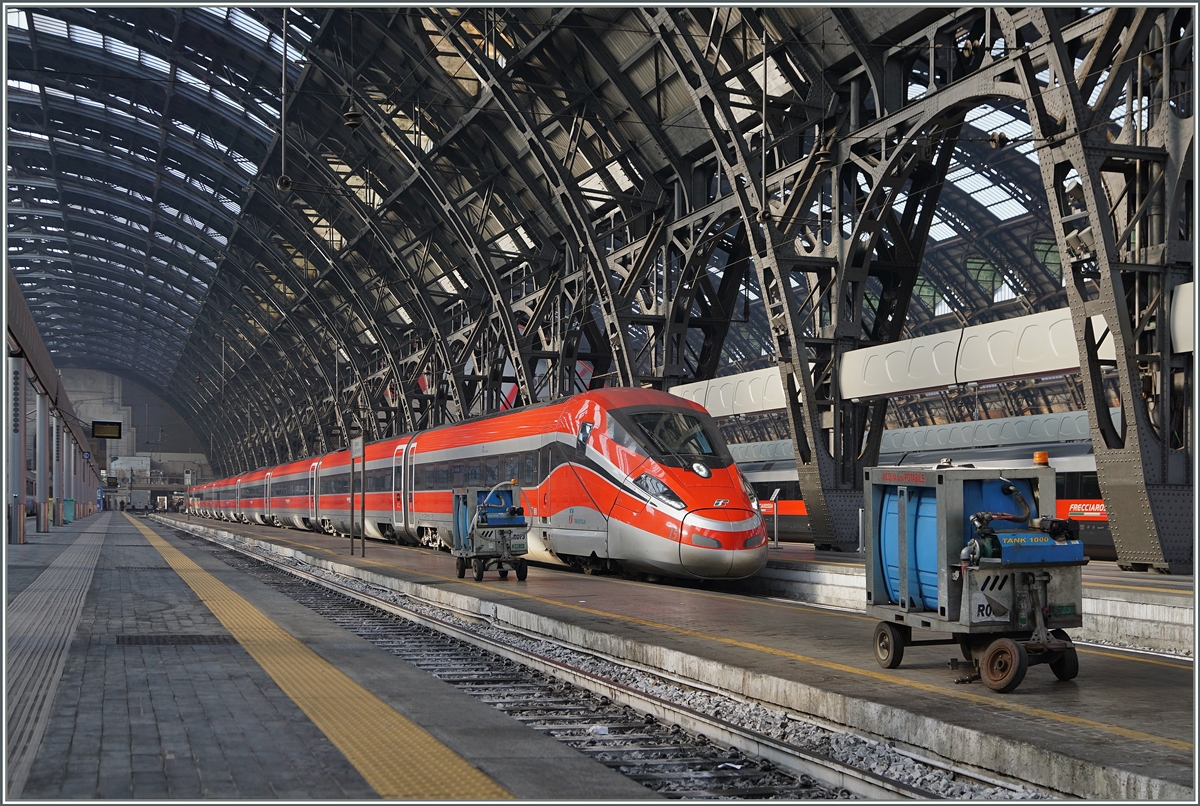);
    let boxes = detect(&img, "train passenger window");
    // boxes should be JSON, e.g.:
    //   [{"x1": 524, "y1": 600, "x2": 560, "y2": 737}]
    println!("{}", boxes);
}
[
  {"x1": 523, "y1": 452, "x2": 536, "y2": 486},
  {"x1": 484, "y1": 457, "x2": 499, "y2": 485},
  {"x1": 320, "y1": 473, "x2": 350, "y2": 495},
  {"x1": 424, "y1": 466, "x2": 435, "y2": 490},
  {"x1": 451, "y1": 463, "x2": 463, "y2": 486},
  {"x1": 436, "y1": 463, "x2": 448, "y2": 487},
  {"x1": 367, "y1": 468, "x2": 390, "y2": 492},
  {"x1": 1077, "y1": 472, "x2": 1101, "y2": 499},
  {"x1": 467, "y1": 462, "x2": 480, "y2": 485},
  {"x1": 504, "y1": 455, "x2": 519, "y2": 483}
]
